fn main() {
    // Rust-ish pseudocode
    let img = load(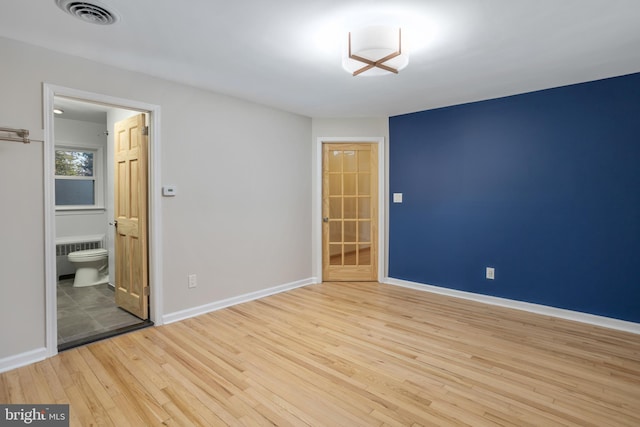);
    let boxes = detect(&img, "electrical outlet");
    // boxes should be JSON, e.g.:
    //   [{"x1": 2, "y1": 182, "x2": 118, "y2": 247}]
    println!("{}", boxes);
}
[
  {"x1": 188, "y1": 273, "x2": 197, "y2": 288},
  {"x1": 486, "y1": 267, "x2": 495, "y2": 280}
]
